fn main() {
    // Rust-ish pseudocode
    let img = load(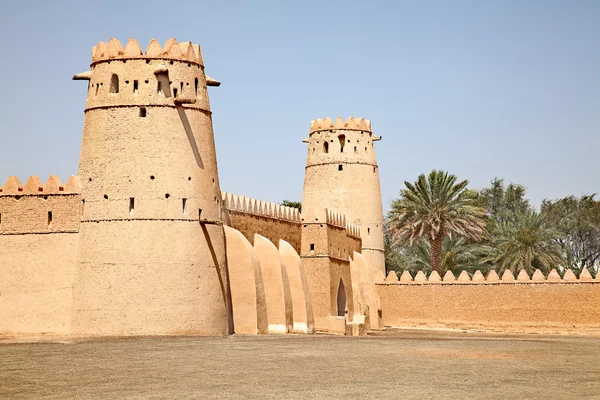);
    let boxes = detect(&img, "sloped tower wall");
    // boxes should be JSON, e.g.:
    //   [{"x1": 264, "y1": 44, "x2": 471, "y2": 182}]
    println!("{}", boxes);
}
[
  {"x1": 302, "y1": 117, "x2": 385, "y2": 276},
  {"x1": 71, "y1": 38, "x2": 229, "y2": 336}
]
